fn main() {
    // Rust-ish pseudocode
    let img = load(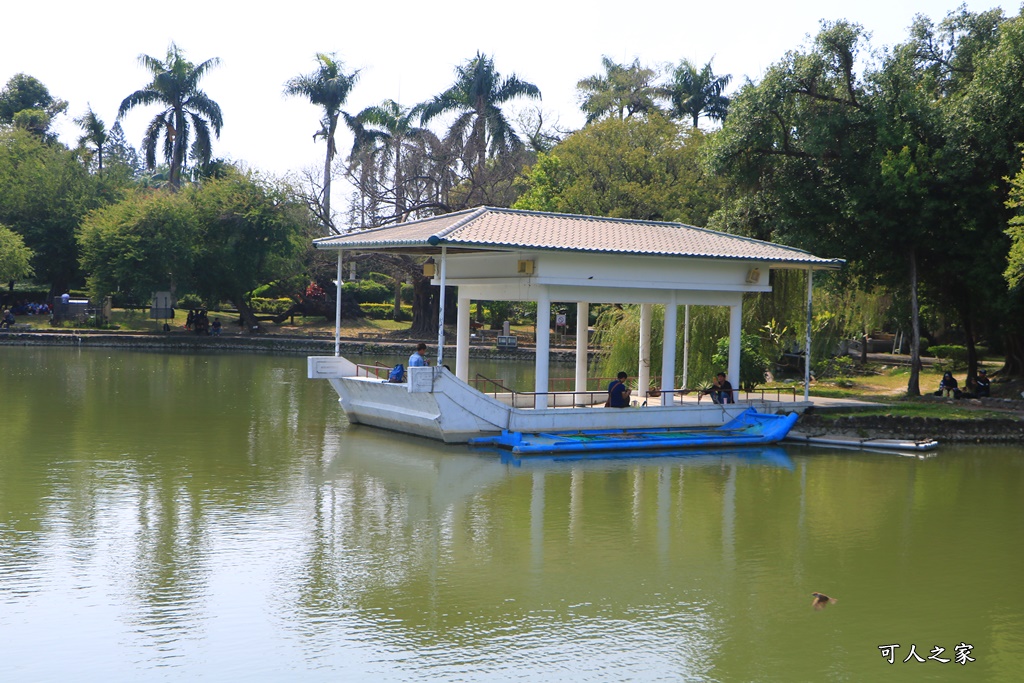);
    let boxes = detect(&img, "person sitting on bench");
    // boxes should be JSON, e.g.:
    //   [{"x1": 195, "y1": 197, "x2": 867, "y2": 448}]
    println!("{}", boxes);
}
[
  {"x1": 606, "y1": 372, "x2": 631, "y2": 408},
  {"x1": 709, "y1": 372, "x2": 734, "y2": 404}
]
